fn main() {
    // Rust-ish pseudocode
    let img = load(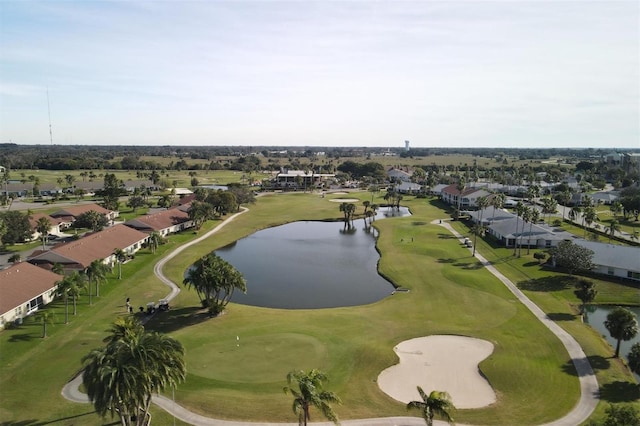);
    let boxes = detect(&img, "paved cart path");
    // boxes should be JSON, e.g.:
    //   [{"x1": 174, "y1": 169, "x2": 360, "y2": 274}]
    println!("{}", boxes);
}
[{"x1": 61, "y1": 214, "x2": 599, "y2": 426}]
